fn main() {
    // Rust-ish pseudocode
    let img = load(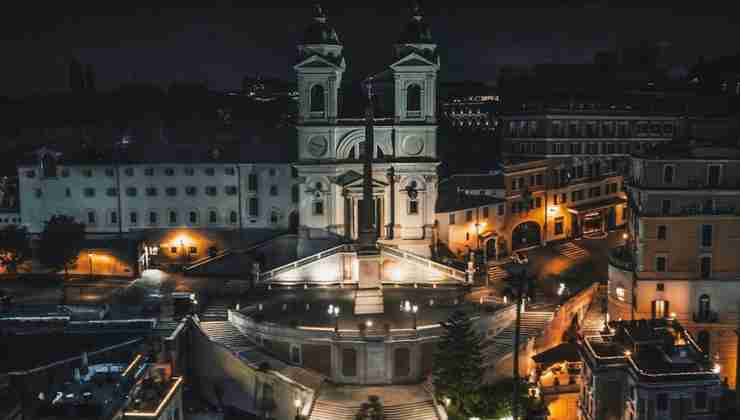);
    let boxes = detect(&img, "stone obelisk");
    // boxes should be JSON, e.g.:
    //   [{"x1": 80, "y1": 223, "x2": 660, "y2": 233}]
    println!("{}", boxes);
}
[{"x1": 354, "y1": 78, "x2": 384, "y2": 315}]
